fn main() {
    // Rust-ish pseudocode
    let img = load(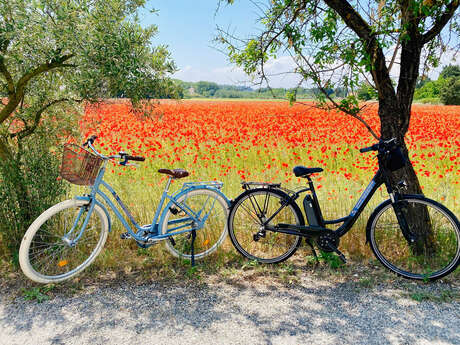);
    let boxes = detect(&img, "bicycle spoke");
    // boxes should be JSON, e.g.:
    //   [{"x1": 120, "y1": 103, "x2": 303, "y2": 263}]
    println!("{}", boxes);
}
[
  {"x1": 238, "y1": 201, "x2": 262, "y2": 224},
  {"x1": 229, "y1": 190, "x2": 301, "y2": 263},
  {"x1": 23, "y1": 201, "x2": 106, "y2": 281}
]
